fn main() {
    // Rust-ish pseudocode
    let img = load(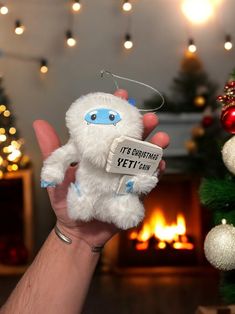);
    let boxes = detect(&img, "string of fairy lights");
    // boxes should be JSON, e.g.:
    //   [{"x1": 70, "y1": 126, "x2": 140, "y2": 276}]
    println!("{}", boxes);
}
[{"x1": 0, "y1": 0, "x2": 233, "y2": 75}]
